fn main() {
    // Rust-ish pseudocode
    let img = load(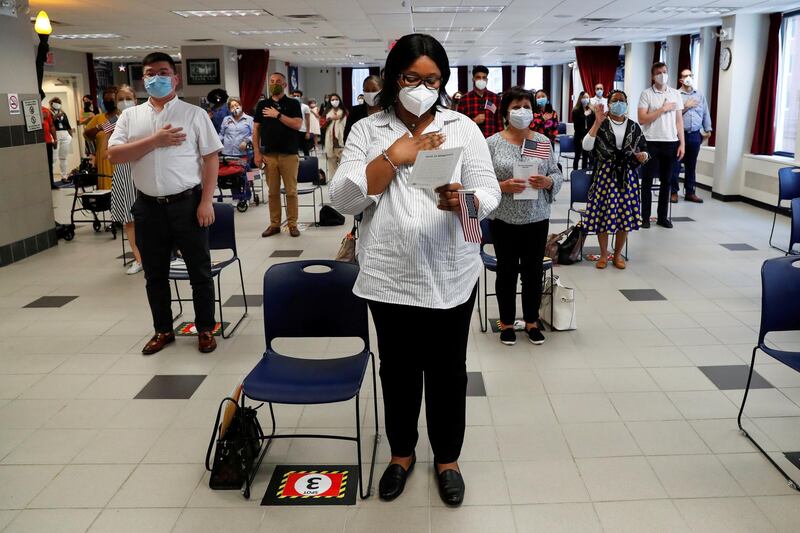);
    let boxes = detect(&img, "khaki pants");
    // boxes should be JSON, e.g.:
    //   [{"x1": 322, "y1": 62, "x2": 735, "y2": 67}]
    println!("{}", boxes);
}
[{"x1": 264, "y1": 153, "x2": 299, "y2": 228}]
